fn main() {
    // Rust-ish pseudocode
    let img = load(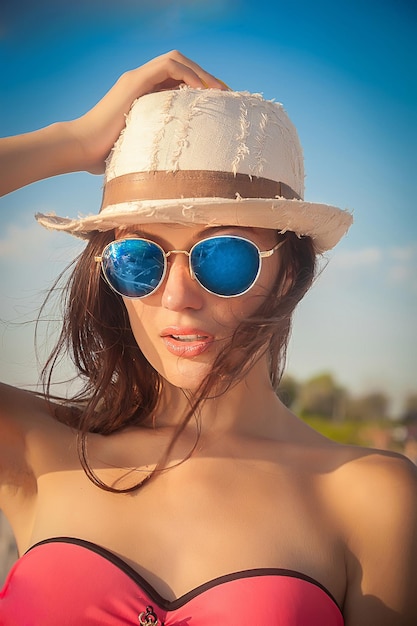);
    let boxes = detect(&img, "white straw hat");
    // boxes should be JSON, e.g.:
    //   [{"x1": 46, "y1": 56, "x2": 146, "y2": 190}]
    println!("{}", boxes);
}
[{"x1": 36, "y1": 87, "x2": 353, "y2": 252}]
